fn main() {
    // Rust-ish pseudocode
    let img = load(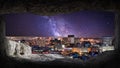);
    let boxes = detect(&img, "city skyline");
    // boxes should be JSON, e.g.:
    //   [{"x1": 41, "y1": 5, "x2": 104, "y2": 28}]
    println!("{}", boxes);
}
[{"x1": 5, "y1": 10, "x2": 115, "y2": 38}]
